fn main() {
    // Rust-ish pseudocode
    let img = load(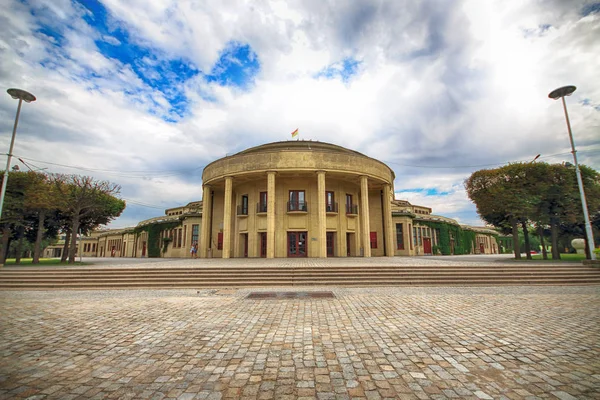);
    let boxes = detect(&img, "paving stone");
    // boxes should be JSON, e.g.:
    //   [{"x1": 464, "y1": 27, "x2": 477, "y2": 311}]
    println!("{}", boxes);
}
[{"x1": 0, "y1": 283, "x2": 598, "y2": 399}]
